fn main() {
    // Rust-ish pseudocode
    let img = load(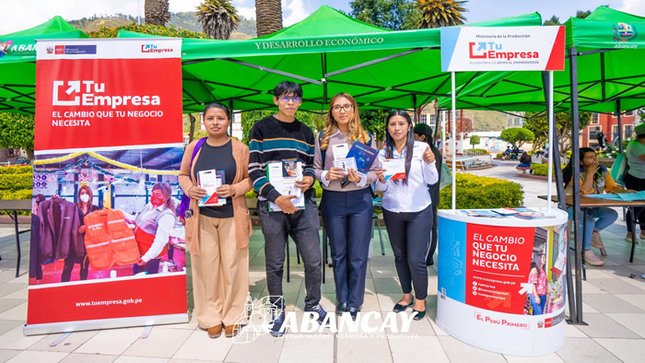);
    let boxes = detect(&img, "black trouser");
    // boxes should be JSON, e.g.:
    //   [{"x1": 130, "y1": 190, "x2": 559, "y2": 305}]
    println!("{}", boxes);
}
[
  {"x1": 383, "y1": 205, "x2": 433, "y2": 300},
  {"x1": 625, "y1": 173, "x2": 645, "y2": 233},
  {"x1": 321, "y1": 188, "x2": 372, "y2": 309},
  {"x1": 61, "y1": 249, "x2": 89, "y2": 282},
  {"x1": 258, "y1": 194, "x2": 322, "y2": 309}
]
